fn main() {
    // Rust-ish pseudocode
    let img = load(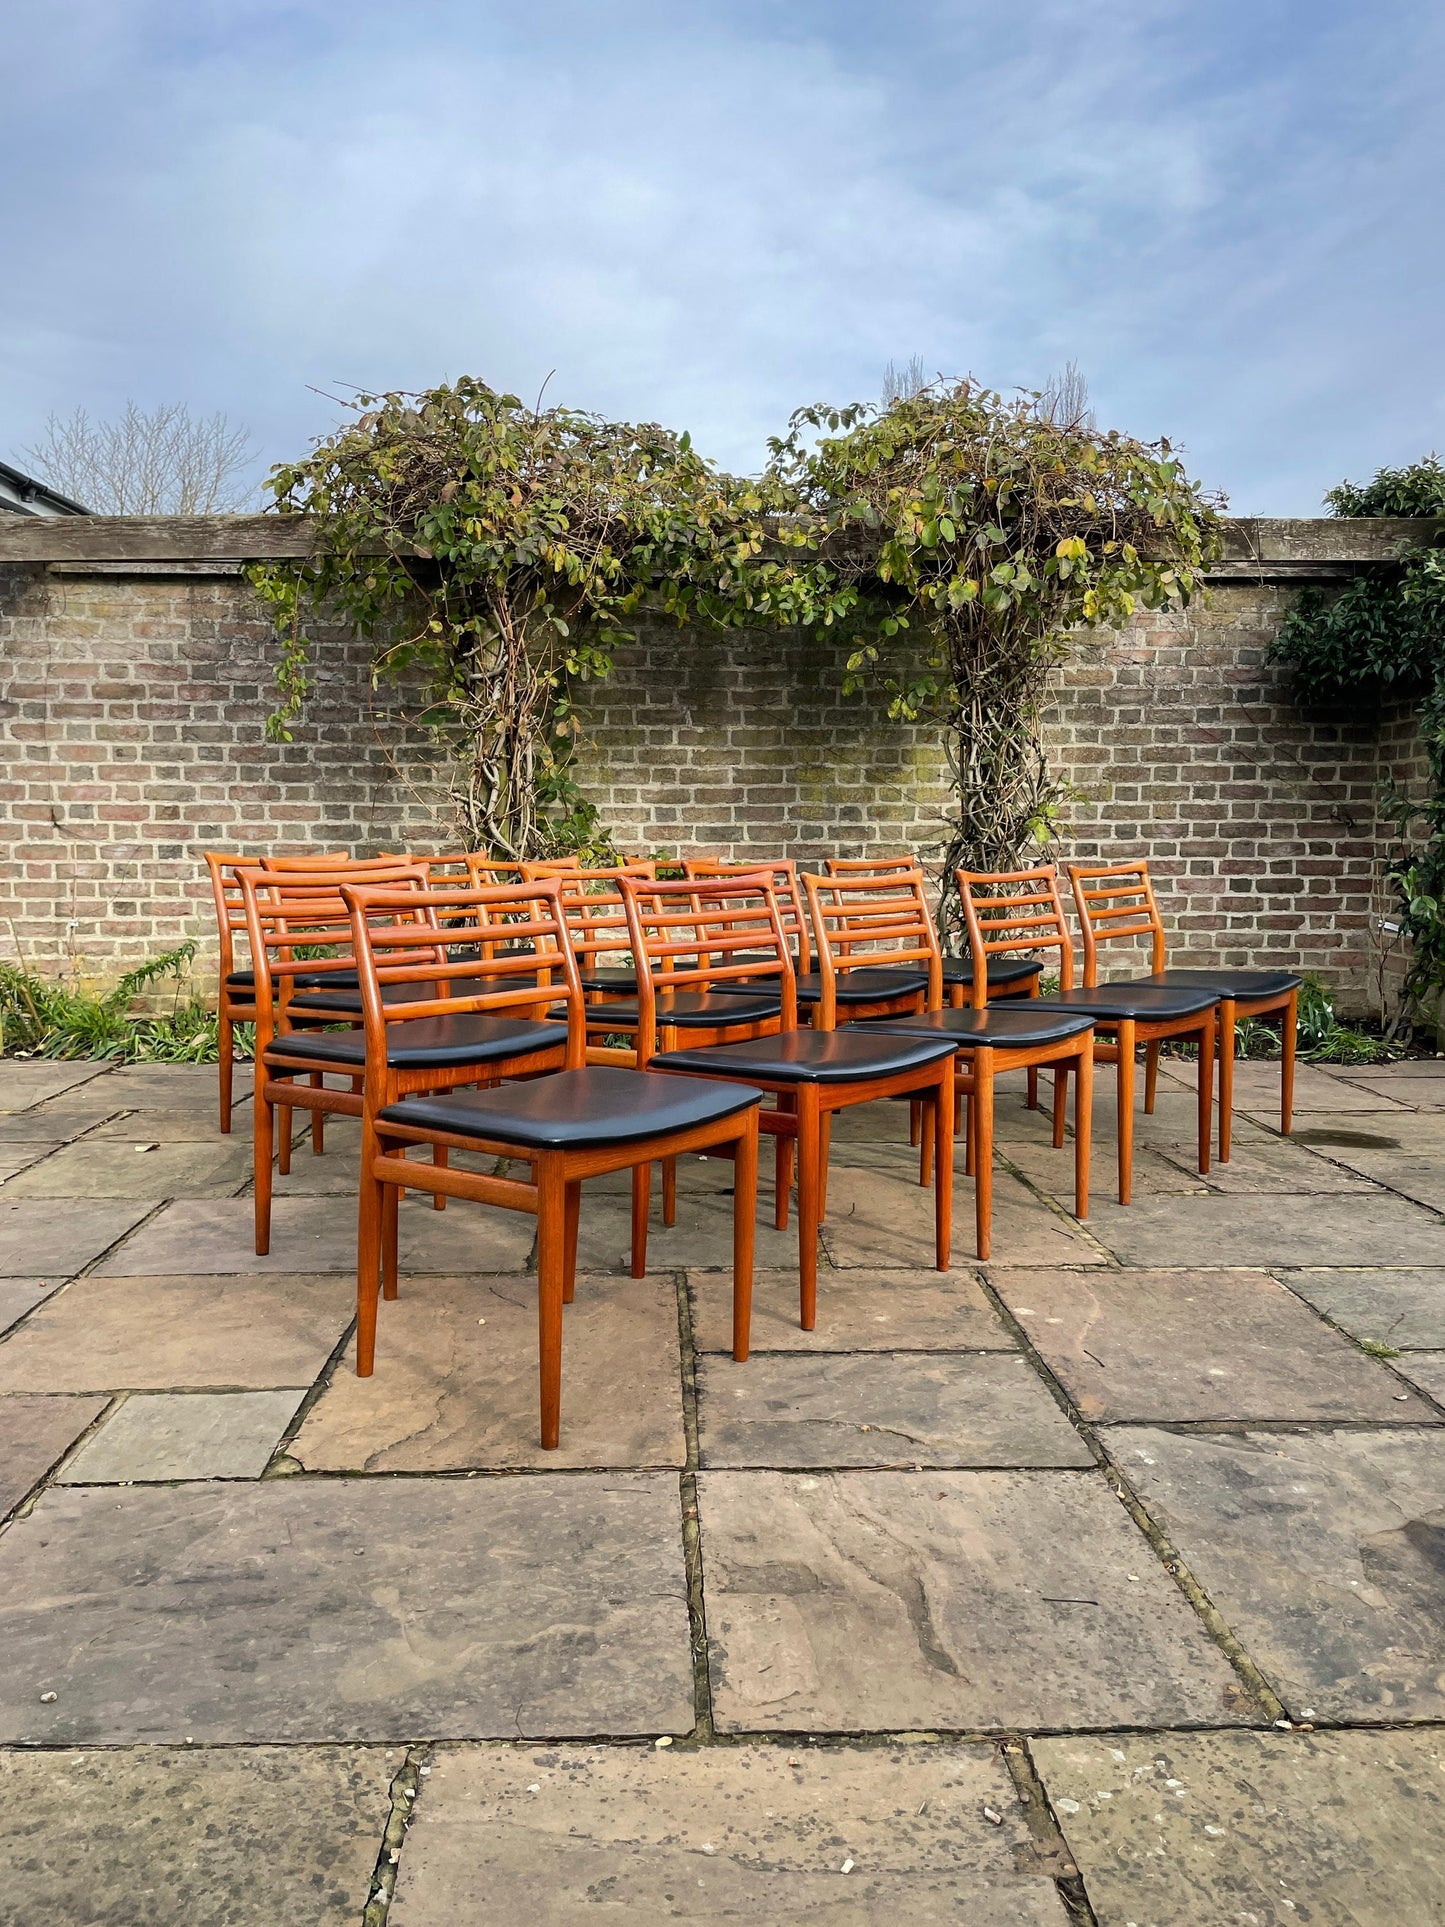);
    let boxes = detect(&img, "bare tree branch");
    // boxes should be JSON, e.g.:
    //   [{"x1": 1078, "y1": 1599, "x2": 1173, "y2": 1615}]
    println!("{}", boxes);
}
[{"x1": 20, "y1": 403, "x2": 258, "y2": 514}]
